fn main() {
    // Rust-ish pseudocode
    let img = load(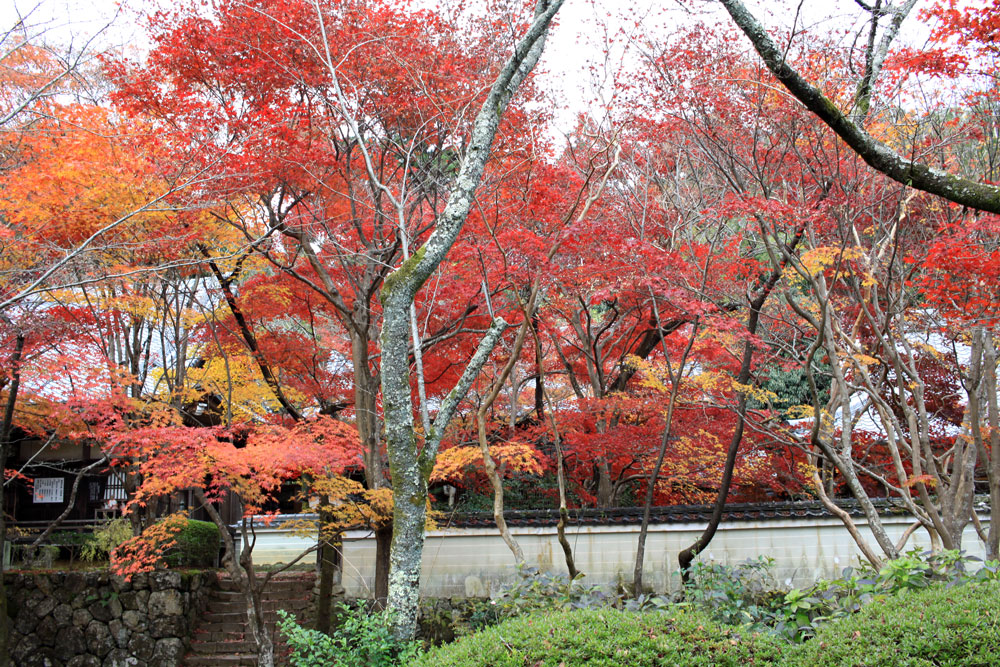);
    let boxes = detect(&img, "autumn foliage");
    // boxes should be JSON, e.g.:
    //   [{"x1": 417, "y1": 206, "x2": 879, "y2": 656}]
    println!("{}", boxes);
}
[{"x1": 2, "y1": 0, "x2": 1000, "y2": 594}]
